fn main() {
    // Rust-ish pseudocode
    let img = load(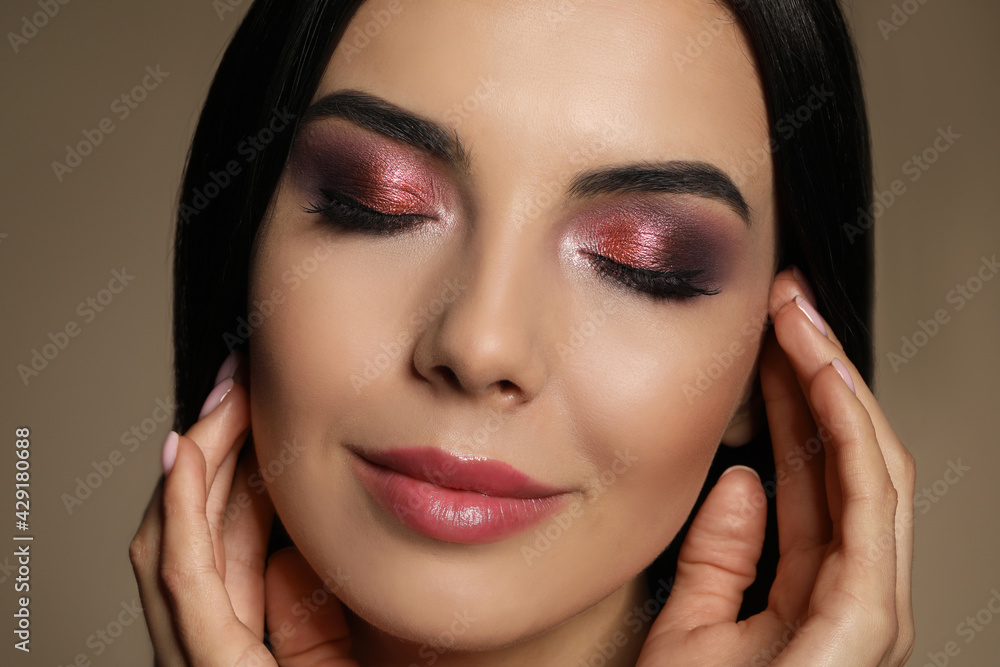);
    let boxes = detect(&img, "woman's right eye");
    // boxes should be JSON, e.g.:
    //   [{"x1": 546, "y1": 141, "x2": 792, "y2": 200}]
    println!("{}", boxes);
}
[{"x1": 303, "y1": 188, "x2": 429, "y2": 235}]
